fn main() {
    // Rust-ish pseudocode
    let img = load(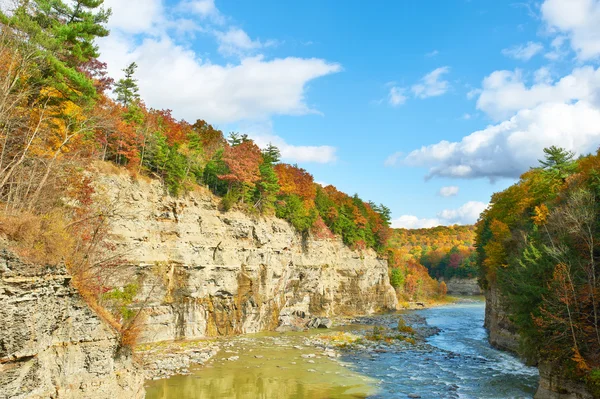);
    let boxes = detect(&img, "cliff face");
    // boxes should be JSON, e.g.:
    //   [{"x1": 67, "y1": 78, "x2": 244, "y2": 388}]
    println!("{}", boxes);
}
[
  {"x1": 443, "y1": 278, "x2": 482, "y2": 296},
  {"x1": 535, "y1": 363, "x2": 595, "y2": 399},
  {"x1": 99, "y1": 173, "x2": 398, "y2": 343},
  {"x1": 0, "y1": 250, "x2": 144, "y2": 399},
  {"x1": 484, "y1": 282, "x2": 596, "y2": 398},
  {"x1": 483, "y1": 281, "x2": 519, "y2": 354}
]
